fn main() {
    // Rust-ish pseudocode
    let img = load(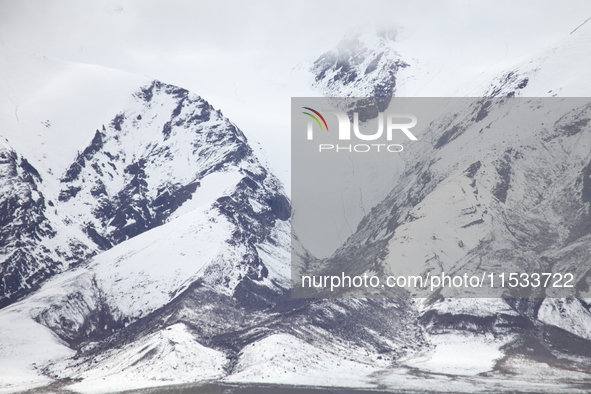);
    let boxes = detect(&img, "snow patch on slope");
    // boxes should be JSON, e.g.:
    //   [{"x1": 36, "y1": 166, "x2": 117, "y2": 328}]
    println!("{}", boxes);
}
[
  {"x1": 91, "y1": 205, "x2": 236, "y2": 320},
  {"x1": 64, "y1": 323, "x2": 226, "y2": 394},
  {"x1": 226, "y1": 333, "x2": 382, "y2": 388},
  {"x1": 0, "y1": 308, "x2": 74, "y2": 393},
  {"x1": 403, "y1": 332, "x2": 507, "y2": 376}
]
